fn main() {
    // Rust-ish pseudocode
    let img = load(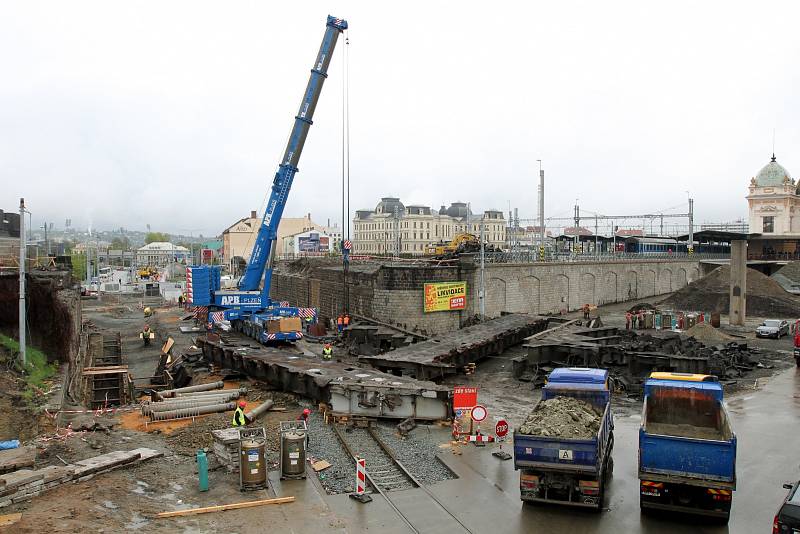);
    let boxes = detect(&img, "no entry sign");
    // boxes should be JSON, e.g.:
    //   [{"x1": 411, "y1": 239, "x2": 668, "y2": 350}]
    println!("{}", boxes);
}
[
  {"x1": 471, "y1": 404, "x2": 487, "y2": 422},
  {"x1": 495, "y1": 419, "x2": 509, "y2": 438}
]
